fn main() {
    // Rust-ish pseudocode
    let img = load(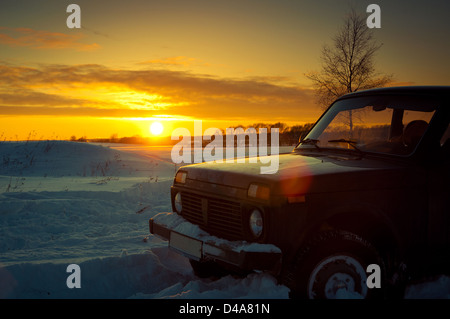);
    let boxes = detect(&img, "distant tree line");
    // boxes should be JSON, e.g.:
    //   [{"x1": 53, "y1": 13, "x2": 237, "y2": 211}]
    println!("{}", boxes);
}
[
  {"x1": 225, "y1": 122, "x2": 314, "y2": 146},
  {"x1": 72, "y1": 122, "x2": 315, "y2": 146}
]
